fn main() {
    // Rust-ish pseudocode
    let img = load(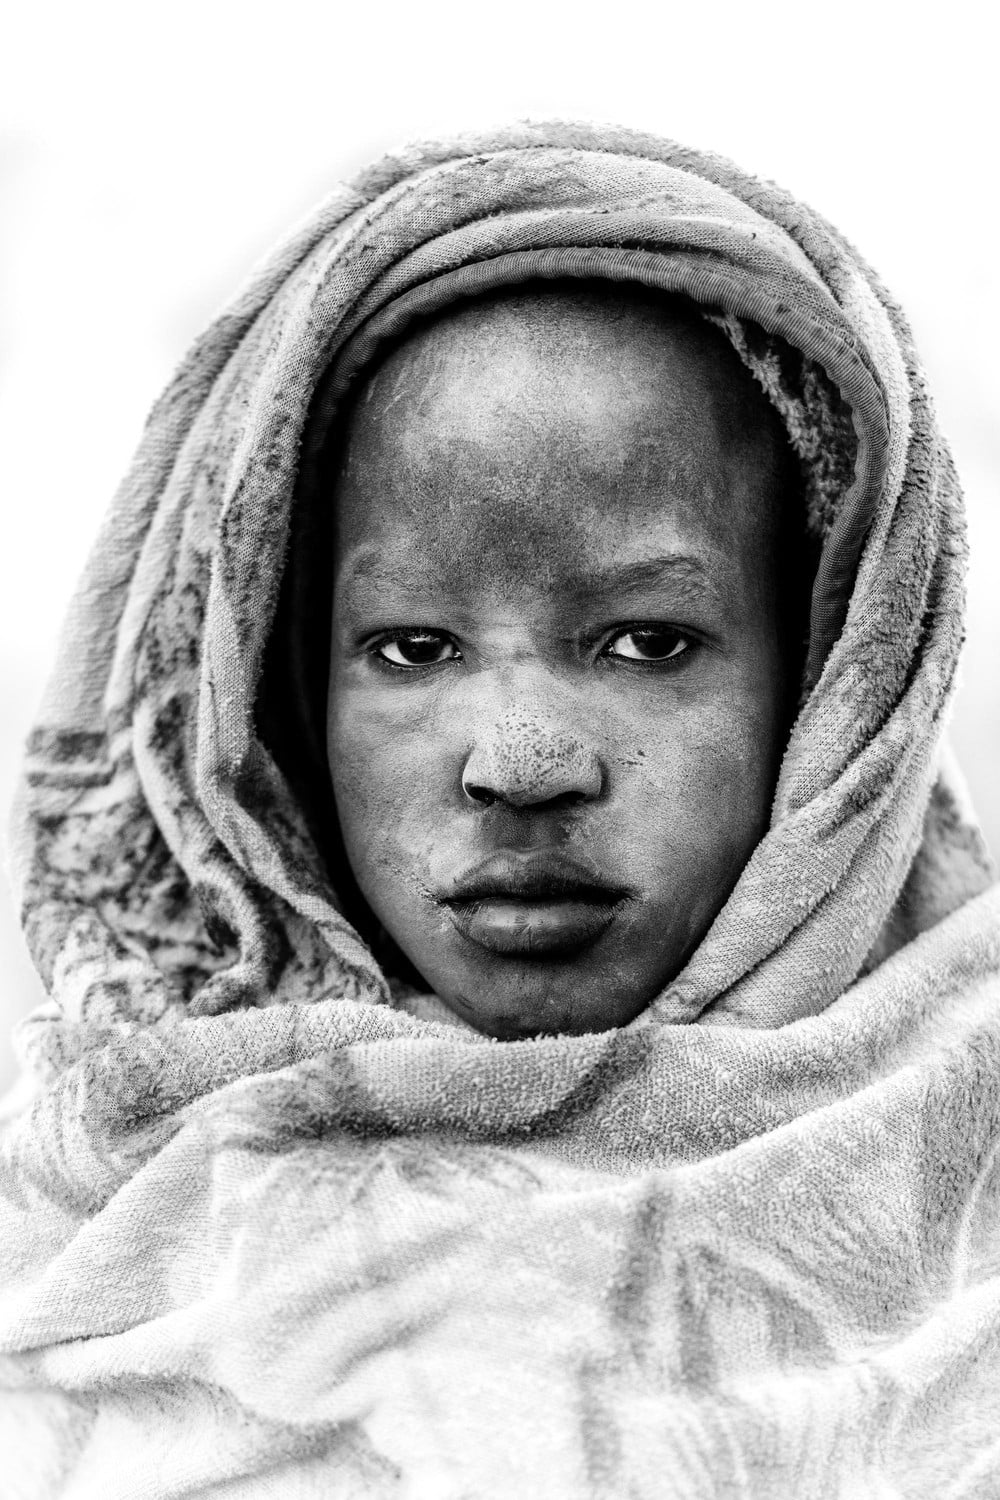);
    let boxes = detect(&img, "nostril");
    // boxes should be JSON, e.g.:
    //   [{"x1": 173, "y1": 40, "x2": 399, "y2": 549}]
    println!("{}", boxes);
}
[
  {"x1": 462, "y1": 777, "x2": 590, "y2": 812},
  {"x1": 463, "y1": 780, "x2": 499, "y2": 807}
]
